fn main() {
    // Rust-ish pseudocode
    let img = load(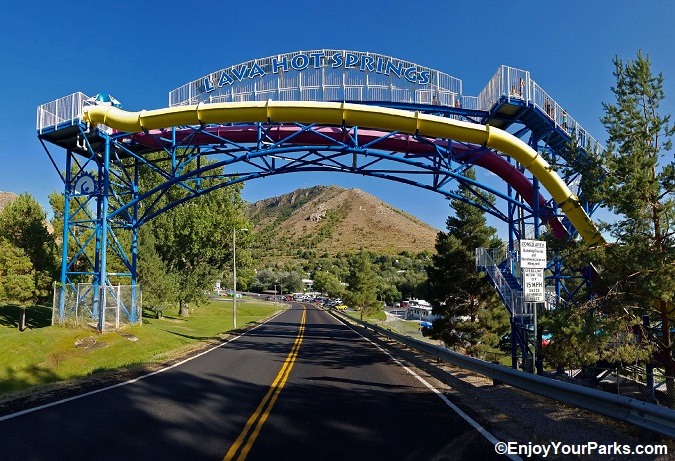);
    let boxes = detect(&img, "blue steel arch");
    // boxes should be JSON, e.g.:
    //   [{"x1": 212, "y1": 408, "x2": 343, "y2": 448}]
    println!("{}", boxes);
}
[
  {"x1": 99, "y1": 119, "x2": 563, "y2": 233},
  {"x1": 38, "y1": 61, "x2": 605, "y2": 372},
  {"x1": 47, "y1": 116, "x2": 571, "y2": 342},
  {"x1": 109, "y1": 137, "x2": 527, "y2": 227}
]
